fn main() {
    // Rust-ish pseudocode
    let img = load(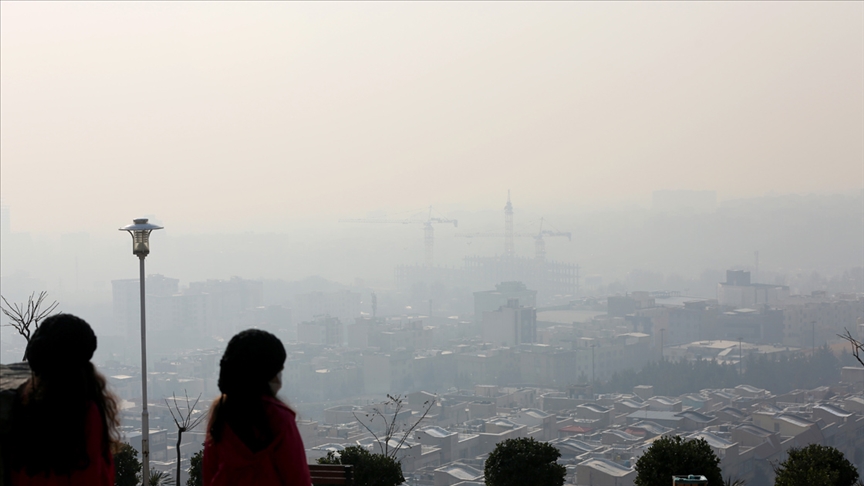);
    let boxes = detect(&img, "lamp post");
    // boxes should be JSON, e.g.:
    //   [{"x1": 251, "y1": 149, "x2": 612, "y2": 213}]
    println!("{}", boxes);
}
[{"x1": 120, "y1": 217, "x2": 163, "y2": 486}]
